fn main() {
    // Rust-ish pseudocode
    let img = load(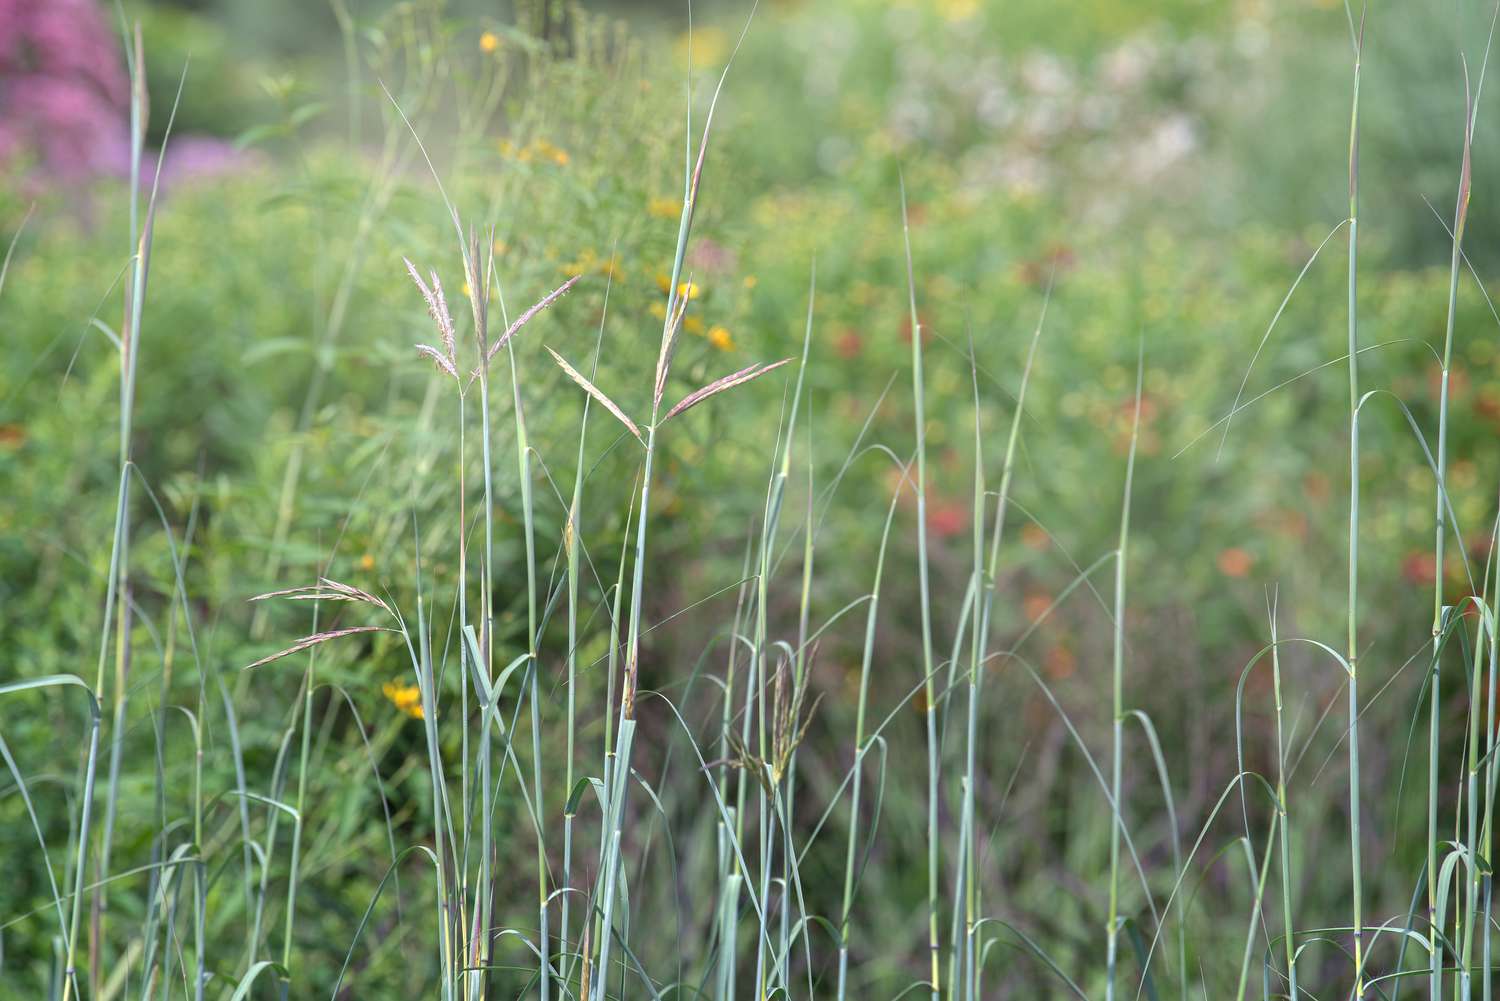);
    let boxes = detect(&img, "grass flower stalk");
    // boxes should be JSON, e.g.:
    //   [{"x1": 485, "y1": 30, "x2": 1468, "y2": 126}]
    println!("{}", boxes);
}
[
  {"x1": 959, "y1": 306, "x2": 1044, "y2": 997},
  {"x1": 1105, "y1": 349, "x2": 1143, "y2": 1001},
  {"x1": 1269, "y1": 597, "x2": 1298, "y2": 998},
  {"x1": 899, "y1": 178, "x2": 943, "y2": 1001},
  {"x1": 1432, "y1": 56, "x2": 1475, "y2": 1001},
  {"x1": 1344, "y1": 19, "x2": 1367, "y2": 996}
]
